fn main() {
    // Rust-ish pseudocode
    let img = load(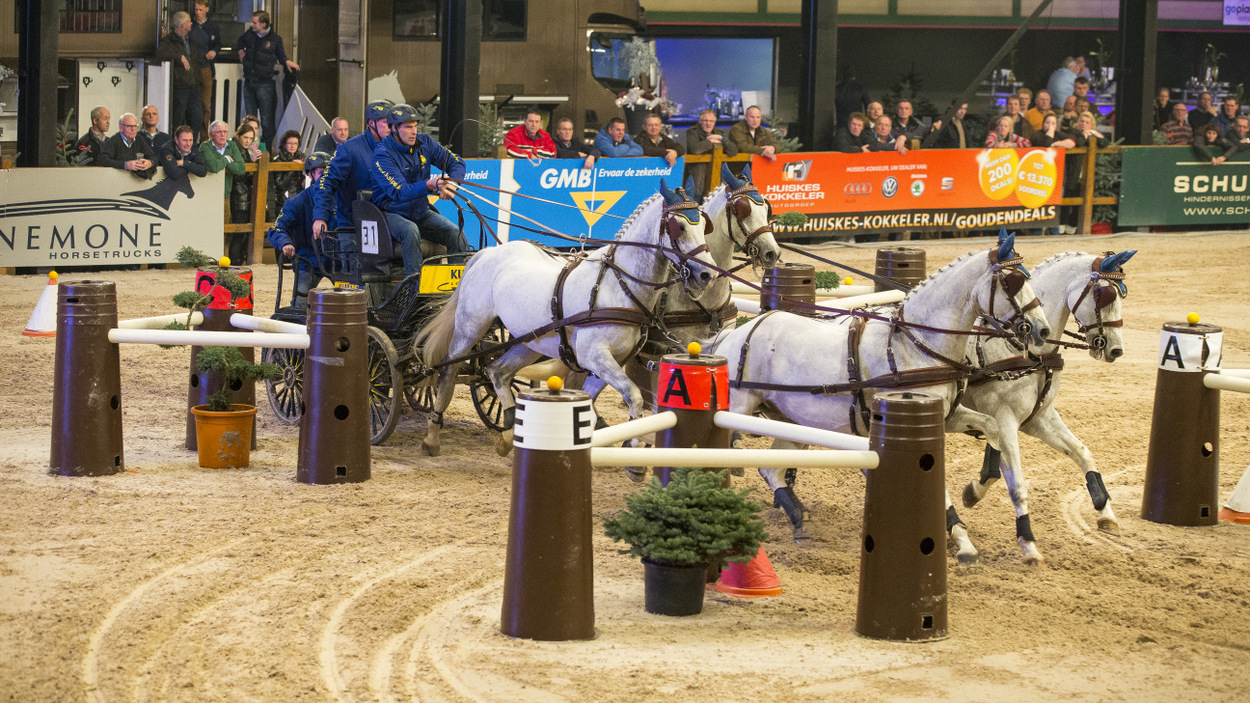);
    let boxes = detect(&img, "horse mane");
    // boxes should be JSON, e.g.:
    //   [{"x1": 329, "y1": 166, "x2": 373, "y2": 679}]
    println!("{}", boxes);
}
[
  {"x1": 901, "y1": 248, "x2": 986, "y2": 304},
  {"x1": 702, "y1": 183, "x2": 730, "y2": 220},
  {"x1": 1032, "y1": 250, "x2": 1089, "y2": 276},
  {"x1": 613, "y1": 192, "x2": 665, "y2": 241}
]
